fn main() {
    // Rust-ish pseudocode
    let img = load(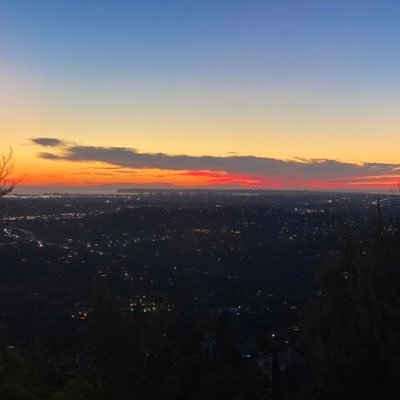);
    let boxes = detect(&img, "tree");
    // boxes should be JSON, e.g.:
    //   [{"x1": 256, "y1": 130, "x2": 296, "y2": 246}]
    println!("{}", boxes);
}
[
  {"x1": 89, "y1": 283, "x2": 142, "y2": 400},
  {"x1": 271, "y1": 353, "x2": 282, "y2": 400},
  {"x1": 0, "y1": 345, "x2": 67, "y2": 400},
  {"x1": 193, "y1": 365, "x2": 268, "y2": 400},
  {"x1": 216, "y1": 312, "x2": 235, "y2": 360},
  {"x1": 0, "y1": 148, "x2": 14, "y2": 198},
  {"x1": 303, "y1": 207, "x2": 400, "y2": 400},
  {"x1": 64, "y1": 376, "x2": 98, "y2": 400}
]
